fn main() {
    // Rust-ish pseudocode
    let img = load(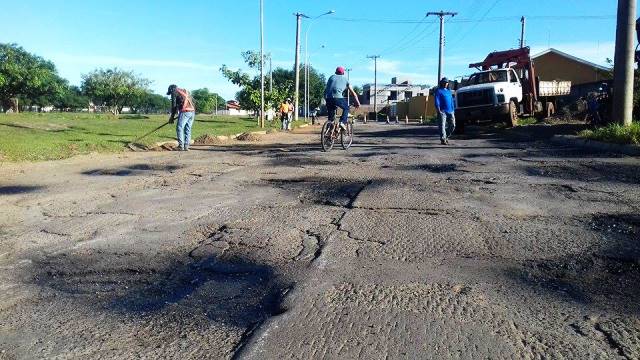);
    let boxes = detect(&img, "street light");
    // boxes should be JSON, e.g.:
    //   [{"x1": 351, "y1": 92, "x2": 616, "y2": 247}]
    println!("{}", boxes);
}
[
  {"x1": 305, "y1": 44, "x2": 326, "y2": 122},
  {"x1": 304, "y1": 10, "x2": 335, "y2": 122},
  {"x1": 346, "y1": 68, "x2": 353, "y2": 105}
]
